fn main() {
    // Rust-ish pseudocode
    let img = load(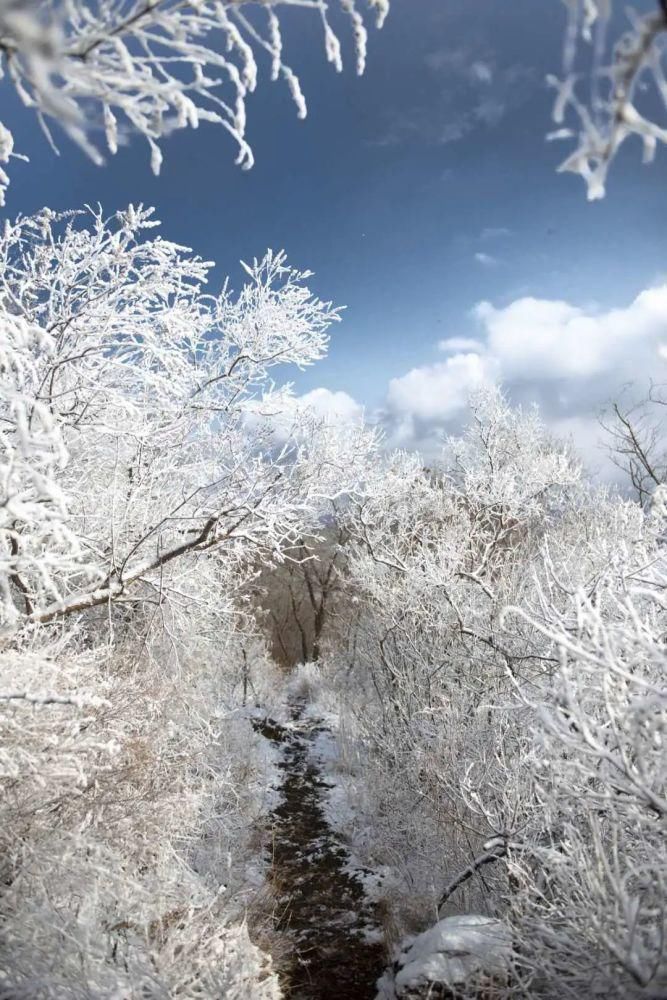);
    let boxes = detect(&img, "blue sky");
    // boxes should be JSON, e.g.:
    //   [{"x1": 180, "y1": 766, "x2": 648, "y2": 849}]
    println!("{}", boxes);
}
[{"x1": 3, "y1": 0, "x2": 666, "y2": 470}]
